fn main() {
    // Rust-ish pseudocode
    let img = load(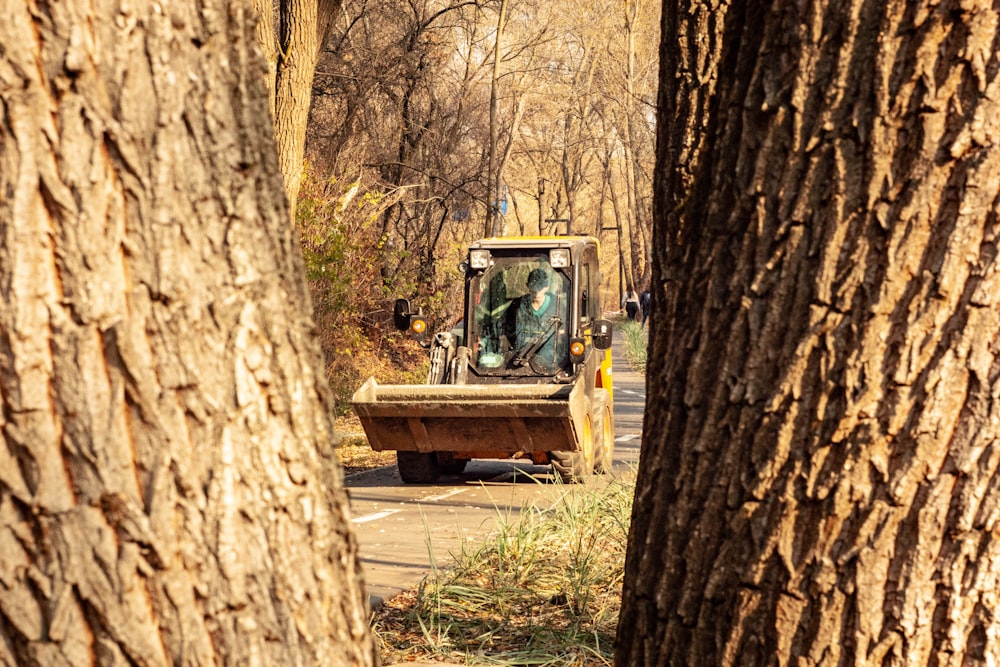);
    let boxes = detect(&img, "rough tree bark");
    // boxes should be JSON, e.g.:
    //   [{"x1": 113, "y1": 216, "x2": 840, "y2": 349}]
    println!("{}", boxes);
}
[
  {"x1": 252, "y1": 0, "x2": 342, "y2": 221},
  {"x1": 0, "y1": 2, "x2": 374, "y2": 665},
  {"x1": 618, "y1": 0, "x2": 1000, "y2": 664}
]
